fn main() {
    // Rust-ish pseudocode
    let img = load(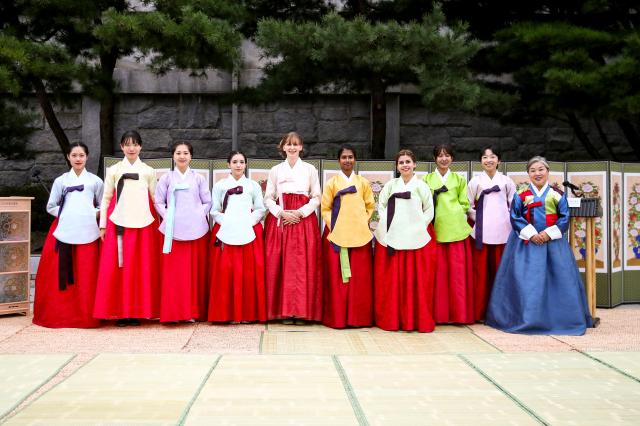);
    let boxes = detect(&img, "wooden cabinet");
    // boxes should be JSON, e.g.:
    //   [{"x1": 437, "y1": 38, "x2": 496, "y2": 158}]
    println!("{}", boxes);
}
[{"x1": 0, "y1": 197, "x2": 33, "y2": 316}]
